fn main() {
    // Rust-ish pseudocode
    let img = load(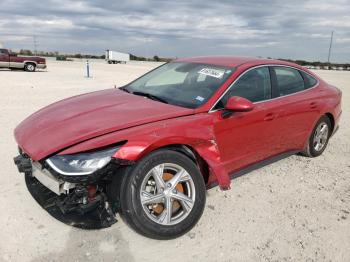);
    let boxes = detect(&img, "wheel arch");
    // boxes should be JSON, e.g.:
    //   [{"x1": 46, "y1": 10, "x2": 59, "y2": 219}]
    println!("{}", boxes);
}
[
  {"x1": 138, "y1": 144, "x2": 211, "y2": 185},
  {"x1": 302, "y1": 112, "x2": 335, "y2": 152},
  {"x1": 24, "y1": 61, "x2": 37, "y2": 66},
  {"x1": 324, "y1": 112, "x2": 335, "y2": 133}
]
